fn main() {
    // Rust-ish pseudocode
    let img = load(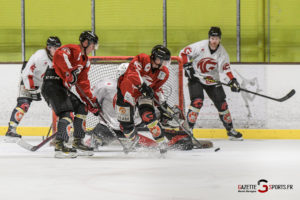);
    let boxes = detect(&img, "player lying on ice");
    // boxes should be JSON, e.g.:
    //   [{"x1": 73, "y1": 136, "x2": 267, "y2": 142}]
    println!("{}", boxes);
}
[{"x1": 85, "y1": 63, "x2": 213, "y2": 151}]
